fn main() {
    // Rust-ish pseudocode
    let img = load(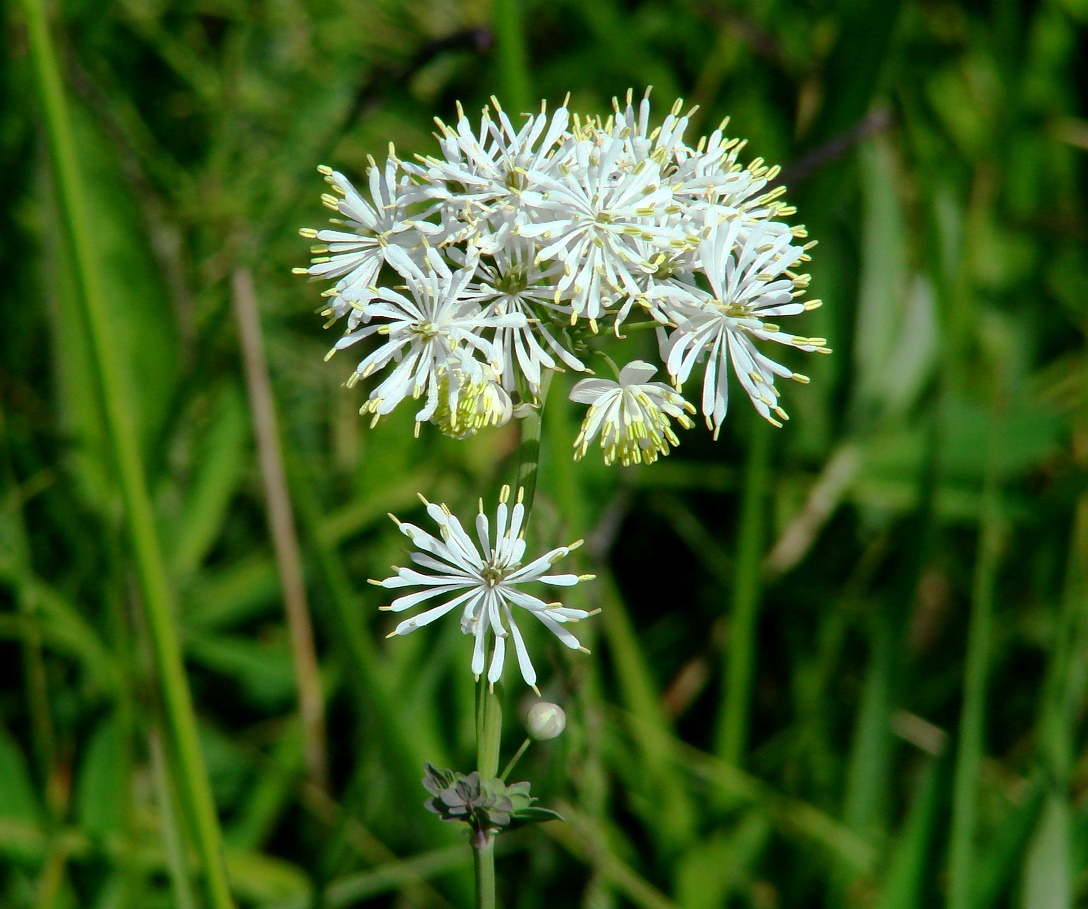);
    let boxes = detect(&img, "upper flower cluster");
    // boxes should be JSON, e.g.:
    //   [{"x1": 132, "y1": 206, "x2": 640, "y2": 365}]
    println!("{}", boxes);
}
[{"x1": 298, "y1": 90, "x2": 829, "y2": 460}]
